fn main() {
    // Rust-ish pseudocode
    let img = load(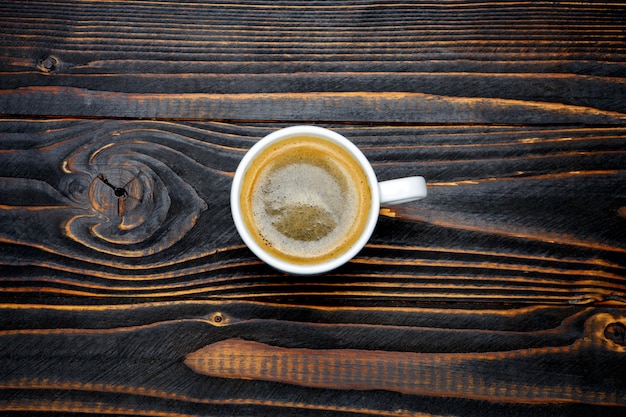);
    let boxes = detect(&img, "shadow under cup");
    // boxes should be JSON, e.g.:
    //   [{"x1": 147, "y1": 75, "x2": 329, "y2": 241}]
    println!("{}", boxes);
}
[{"x1": 231, "y1": 126, "x2": 380, "y2": 275}]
